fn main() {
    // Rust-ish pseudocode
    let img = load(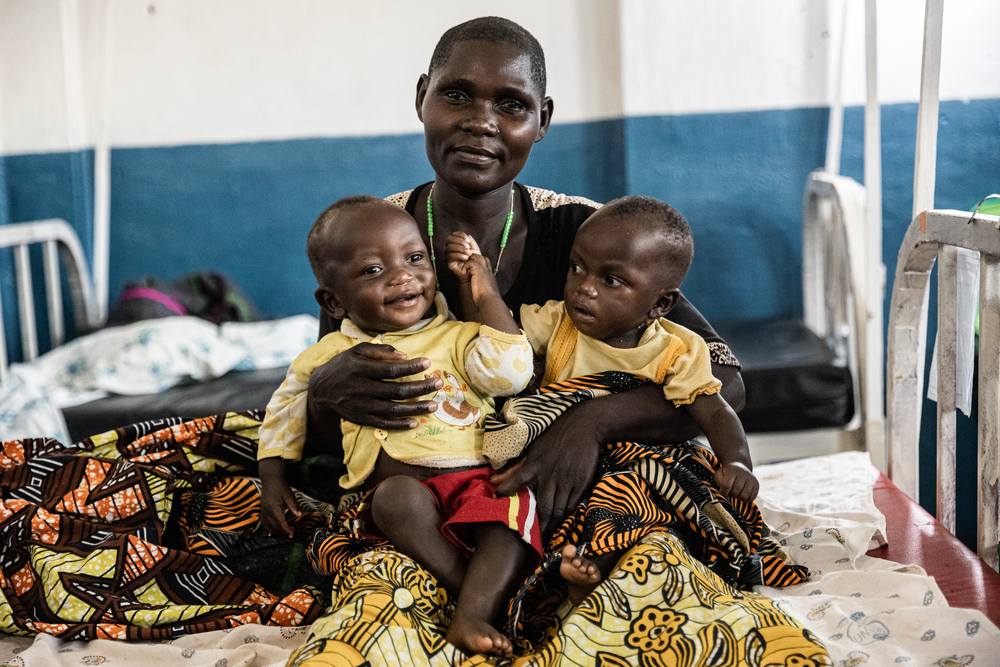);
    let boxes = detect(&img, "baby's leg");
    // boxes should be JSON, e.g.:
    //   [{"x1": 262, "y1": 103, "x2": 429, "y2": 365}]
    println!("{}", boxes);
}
[
  {"x1": 560, "y1": 545, "x2": 620, "y2": 605},
  {"x1": 369, "y1": 476, "x2": 467, "y2": 597},
  {"x1": 446, "y1": 523, "x2": 529, "y2": 658}
]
